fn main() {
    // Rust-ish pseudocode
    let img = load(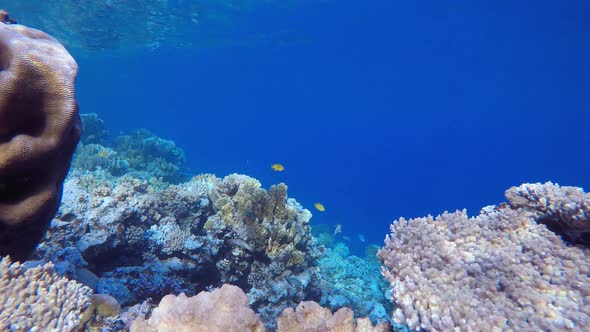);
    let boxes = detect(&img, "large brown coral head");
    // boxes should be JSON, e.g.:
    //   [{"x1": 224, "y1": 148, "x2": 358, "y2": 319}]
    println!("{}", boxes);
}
[{"x1": 0, "y1": 21, "x2": 81, "y2": 261}]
